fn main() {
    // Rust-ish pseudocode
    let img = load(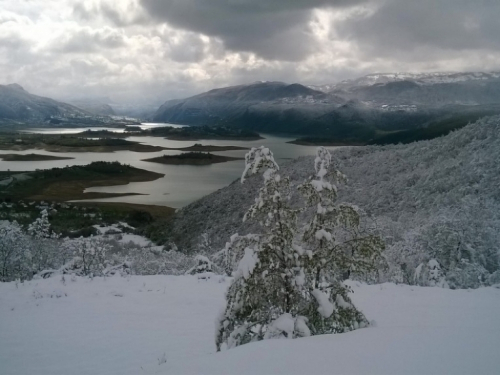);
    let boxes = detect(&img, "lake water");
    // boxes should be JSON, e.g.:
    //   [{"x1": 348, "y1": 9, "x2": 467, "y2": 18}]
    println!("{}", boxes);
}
[{"x1": 1, "y1": 124, "x2": 325, "y2": 208}]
